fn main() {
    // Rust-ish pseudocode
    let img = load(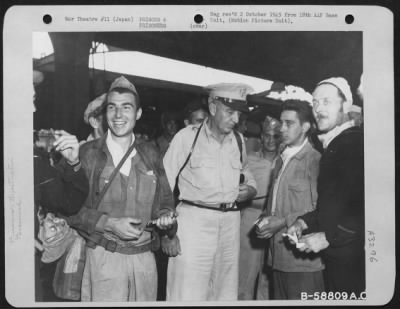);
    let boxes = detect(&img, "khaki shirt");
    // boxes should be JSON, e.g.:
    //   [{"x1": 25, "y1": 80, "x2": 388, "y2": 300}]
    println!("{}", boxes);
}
[{"x1": 163, "y1": 121, "x2": 257, "y2": 204}]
